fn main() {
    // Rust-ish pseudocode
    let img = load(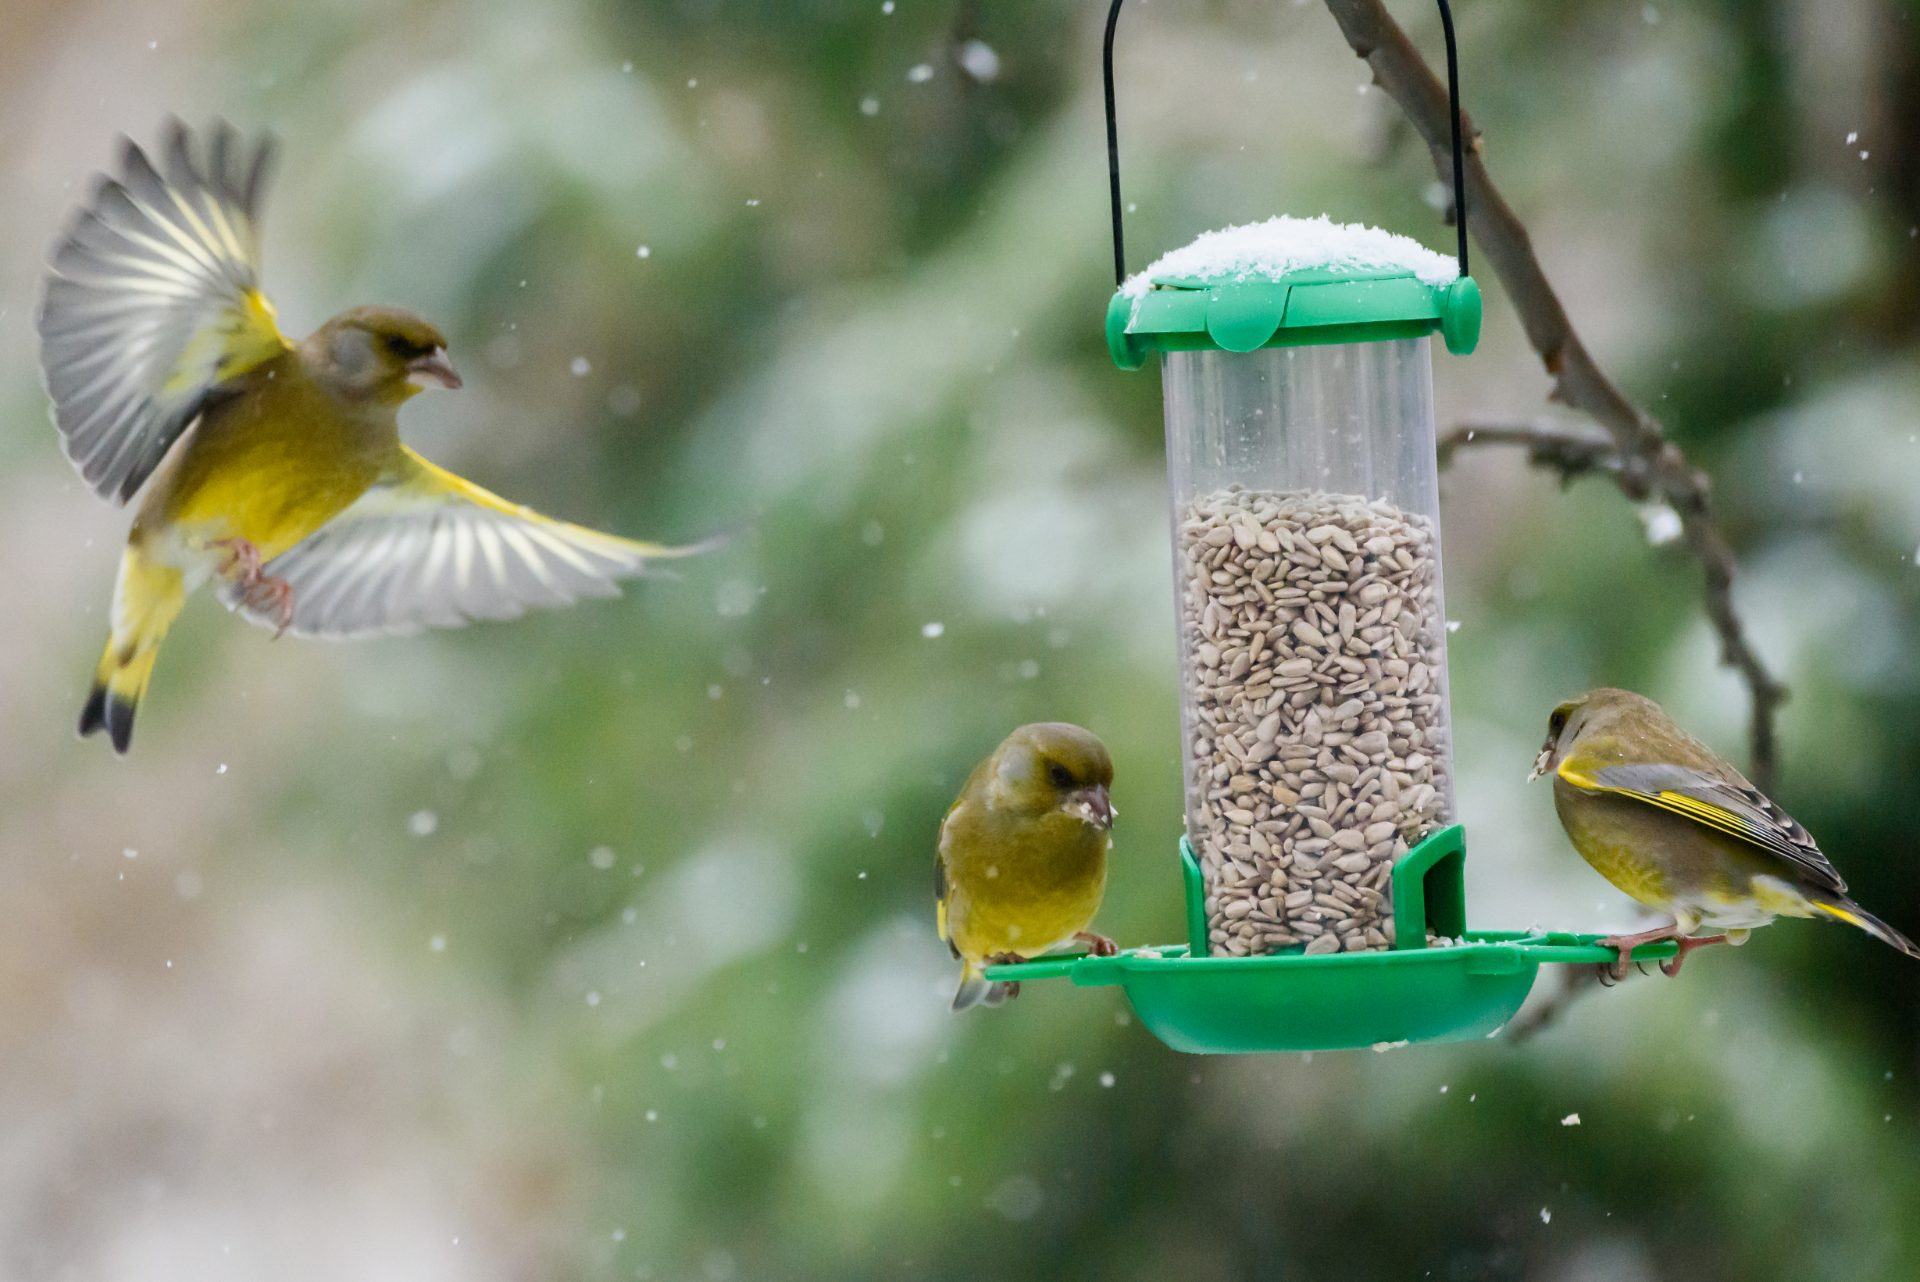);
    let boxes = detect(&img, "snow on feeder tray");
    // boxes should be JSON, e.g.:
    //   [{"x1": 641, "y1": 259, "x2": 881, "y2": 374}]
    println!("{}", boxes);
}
[{"x1": 985, "y1": 0, "x2": 1681, "y2": 1053}]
